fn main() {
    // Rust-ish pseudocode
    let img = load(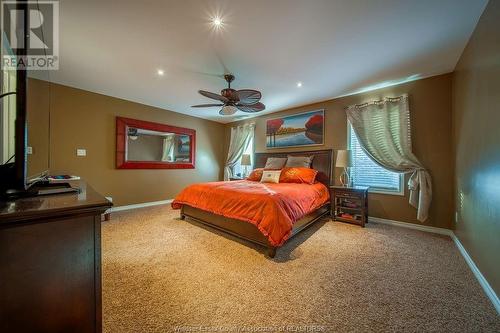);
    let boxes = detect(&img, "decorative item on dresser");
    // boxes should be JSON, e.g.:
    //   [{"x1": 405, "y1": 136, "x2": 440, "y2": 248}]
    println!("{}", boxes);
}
[
  {"x1": 0, "y1": 181, "x2": 112, "y2": 332},
  {"x1": 330, "y1": 185, "x2": 369, "y2": 227}
]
